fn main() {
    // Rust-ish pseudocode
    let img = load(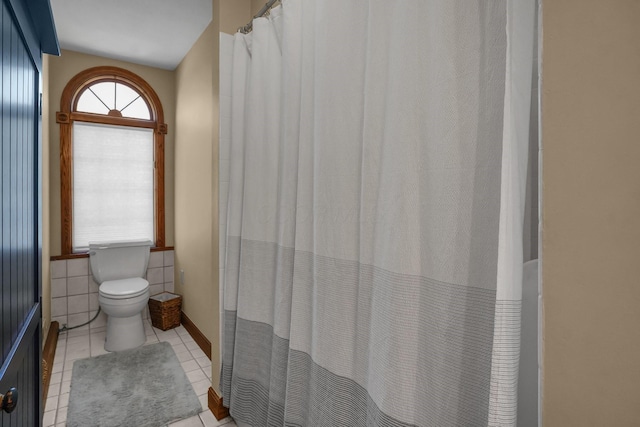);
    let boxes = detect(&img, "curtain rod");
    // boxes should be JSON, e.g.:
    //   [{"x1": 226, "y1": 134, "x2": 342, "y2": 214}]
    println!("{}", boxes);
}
[{"x1": 238, "y1": 0, "x2": 279, "y2": 34}]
